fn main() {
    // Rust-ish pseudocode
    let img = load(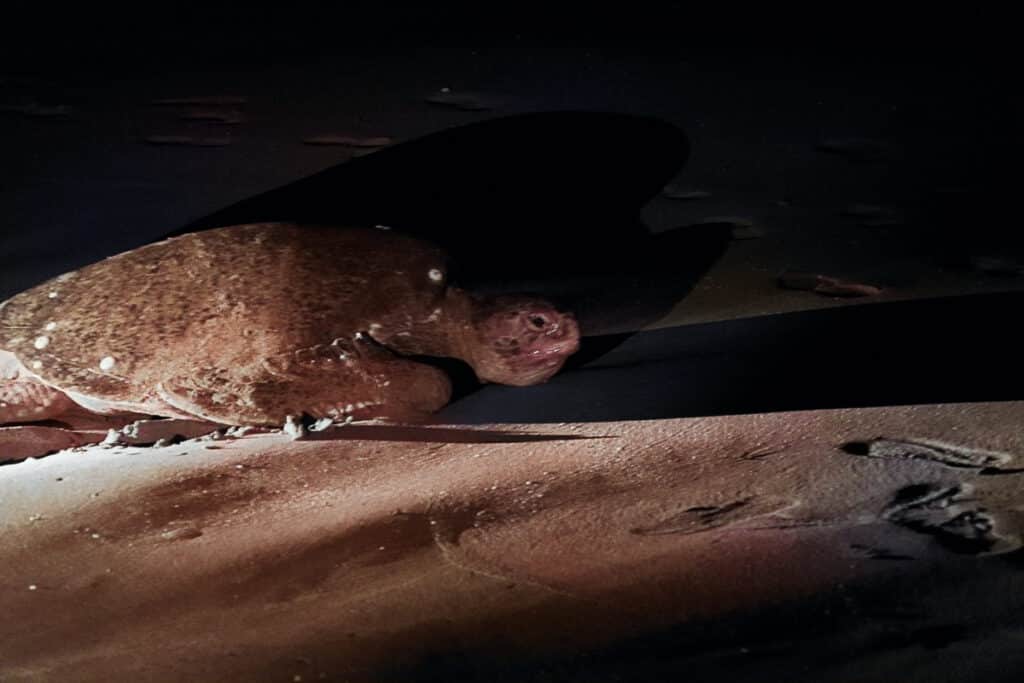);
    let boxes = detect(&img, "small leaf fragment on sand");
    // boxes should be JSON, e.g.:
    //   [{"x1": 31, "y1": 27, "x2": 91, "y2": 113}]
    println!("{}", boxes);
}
[
  {"x1": 151, "y1": 96, "x2": 248, "y2": 106},
  {"x1": 779, "y1": 271, "x2": 881, "y2": 298},
  {"x1": 144, "y1": 135, "x2": 232, "y2": 147},
  {"x1": 425, "y1": 89, "x2": 493, "y2": 111},
  {"x1": 301, "y1": 135, "x2": 393, "y2": 148},
  {"x1": 662, "y1": 186, "x2": 711, "y2": 200},
  {"x1": 180, "y1": 110, "x2": 245, "y2": 124}
]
